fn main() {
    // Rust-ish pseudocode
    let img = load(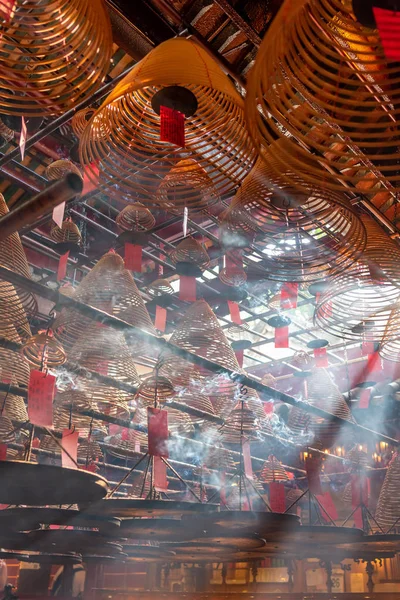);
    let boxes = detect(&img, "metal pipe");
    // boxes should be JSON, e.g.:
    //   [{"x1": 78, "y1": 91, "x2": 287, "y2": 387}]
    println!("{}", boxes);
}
[{"x1": 0, "y1": 174, "x2": 83, "y2": 238}]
